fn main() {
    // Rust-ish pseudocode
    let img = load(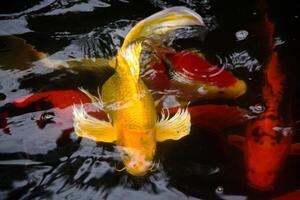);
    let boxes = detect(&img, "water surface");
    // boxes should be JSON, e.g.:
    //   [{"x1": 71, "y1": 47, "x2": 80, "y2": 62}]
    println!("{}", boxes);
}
[{"x1": 0, "y1": 0, "x2": 300, "y2": 199}]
